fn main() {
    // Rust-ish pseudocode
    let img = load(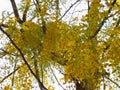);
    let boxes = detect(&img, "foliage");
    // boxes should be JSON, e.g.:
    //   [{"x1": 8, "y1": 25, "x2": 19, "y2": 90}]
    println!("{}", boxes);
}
[{"x1": 0, "y1": 0, "x2": 120, "y2": 90}]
